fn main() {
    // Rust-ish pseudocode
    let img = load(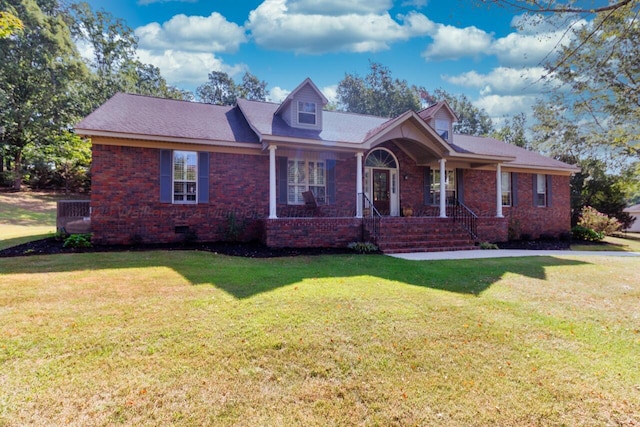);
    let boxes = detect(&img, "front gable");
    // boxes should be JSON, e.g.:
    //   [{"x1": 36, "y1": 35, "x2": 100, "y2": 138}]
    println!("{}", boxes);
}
[{"x1": 275, "y1": 78, "x2": 328, "y2": 132}]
